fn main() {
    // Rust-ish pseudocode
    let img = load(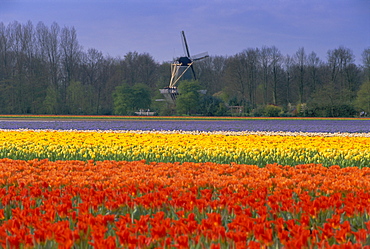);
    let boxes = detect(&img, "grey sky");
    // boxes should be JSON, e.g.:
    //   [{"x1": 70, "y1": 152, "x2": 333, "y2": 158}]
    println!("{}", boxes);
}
[{"x1": 1, "y1": 0, "x2": 369, "y2": 63}]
